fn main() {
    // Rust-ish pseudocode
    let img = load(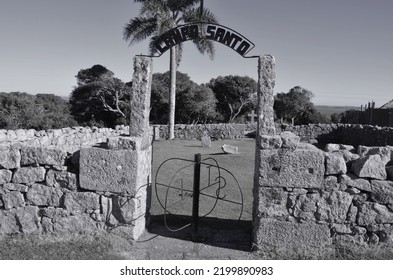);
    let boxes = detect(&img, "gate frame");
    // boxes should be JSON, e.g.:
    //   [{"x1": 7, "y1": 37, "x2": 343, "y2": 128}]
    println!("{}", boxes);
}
[{"x1": 131, "y1": 33, "x2": 276, "y2": 245}]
